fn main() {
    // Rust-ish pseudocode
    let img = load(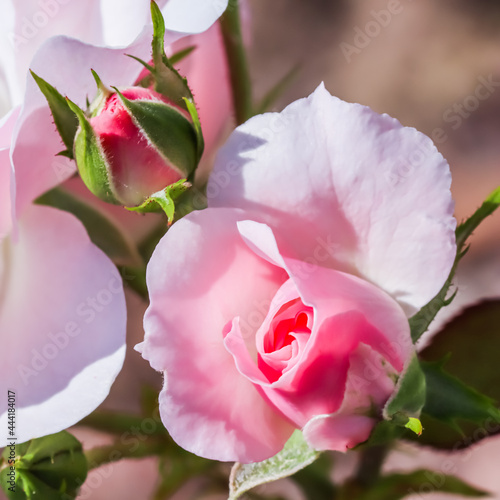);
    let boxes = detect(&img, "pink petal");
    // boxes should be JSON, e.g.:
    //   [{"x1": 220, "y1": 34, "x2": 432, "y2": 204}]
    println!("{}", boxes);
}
[
  {"x1": 162, "y1": 0, "x2": 228, "y2": 34},
  {"x1": 225, "y1": 220, "x2": 411, "y2": 428},
  {"x1": 303, "y1": 343, "x2": 398, "y2": 451},
  {"x1": 140, "y1": 208, "x2": 293, "y2": 462},
  {"x1": 0, "y1": 107, "x2": 19, "y2": 237},
  {"x1": 210, "y1": 84, "x2": 456, "y2": 314},
  {"x1": 303, "y1": 414, "x2": 374, "y2": 452},
  {"x1": 0, "y1": 204, "x2": 126, "y2": 446},
  {"x1": 0, "y1": 1, "x2": 104, "y2": 106}
]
